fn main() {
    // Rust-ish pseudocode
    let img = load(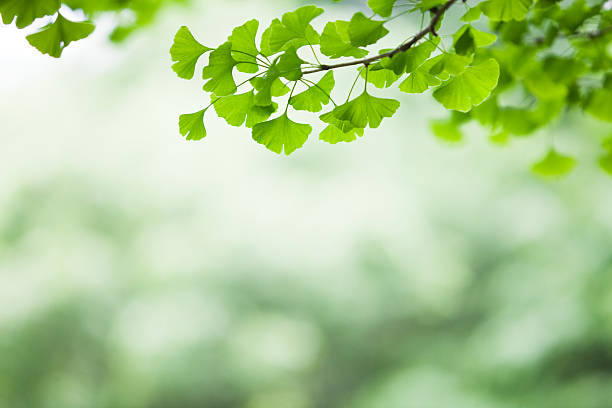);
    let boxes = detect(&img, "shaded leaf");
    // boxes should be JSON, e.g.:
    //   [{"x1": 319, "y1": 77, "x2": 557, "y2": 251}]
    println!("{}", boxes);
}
[{"x1": 202, "y1": 42, "x2": 237, "y2": 96}]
